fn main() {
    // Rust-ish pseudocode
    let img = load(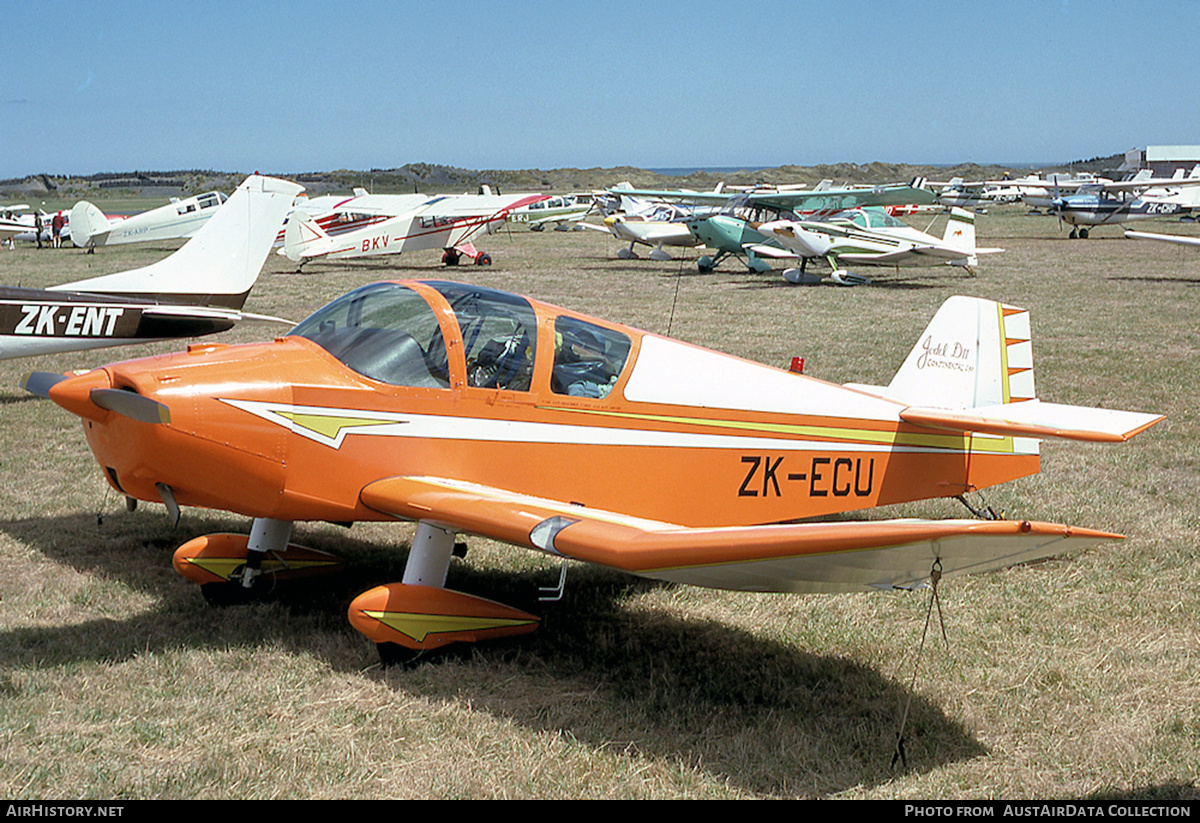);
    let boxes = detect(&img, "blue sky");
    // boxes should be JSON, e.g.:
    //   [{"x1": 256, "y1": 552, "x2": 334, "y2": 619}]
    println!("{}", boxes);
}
[{"x1": 4, "y1": 0, "x2": 1198, "y2": 178}]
